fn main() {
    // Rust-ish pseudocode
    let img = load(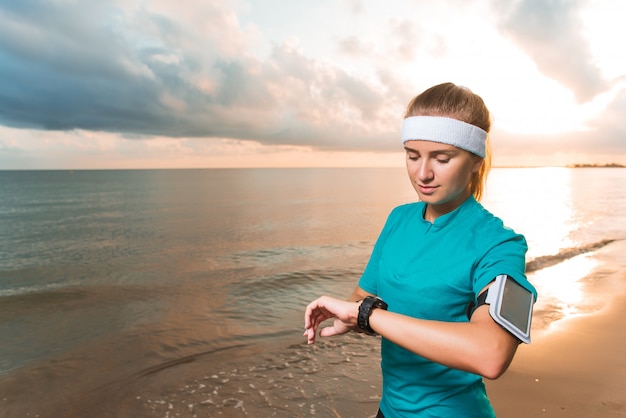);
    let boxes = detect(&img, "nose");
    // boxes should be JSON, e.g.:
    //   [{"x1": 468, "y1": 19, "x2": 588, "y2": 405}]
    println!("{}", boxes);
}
[{"x1": 417, "y1": 159, "x2": 434, "y2": 182}]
